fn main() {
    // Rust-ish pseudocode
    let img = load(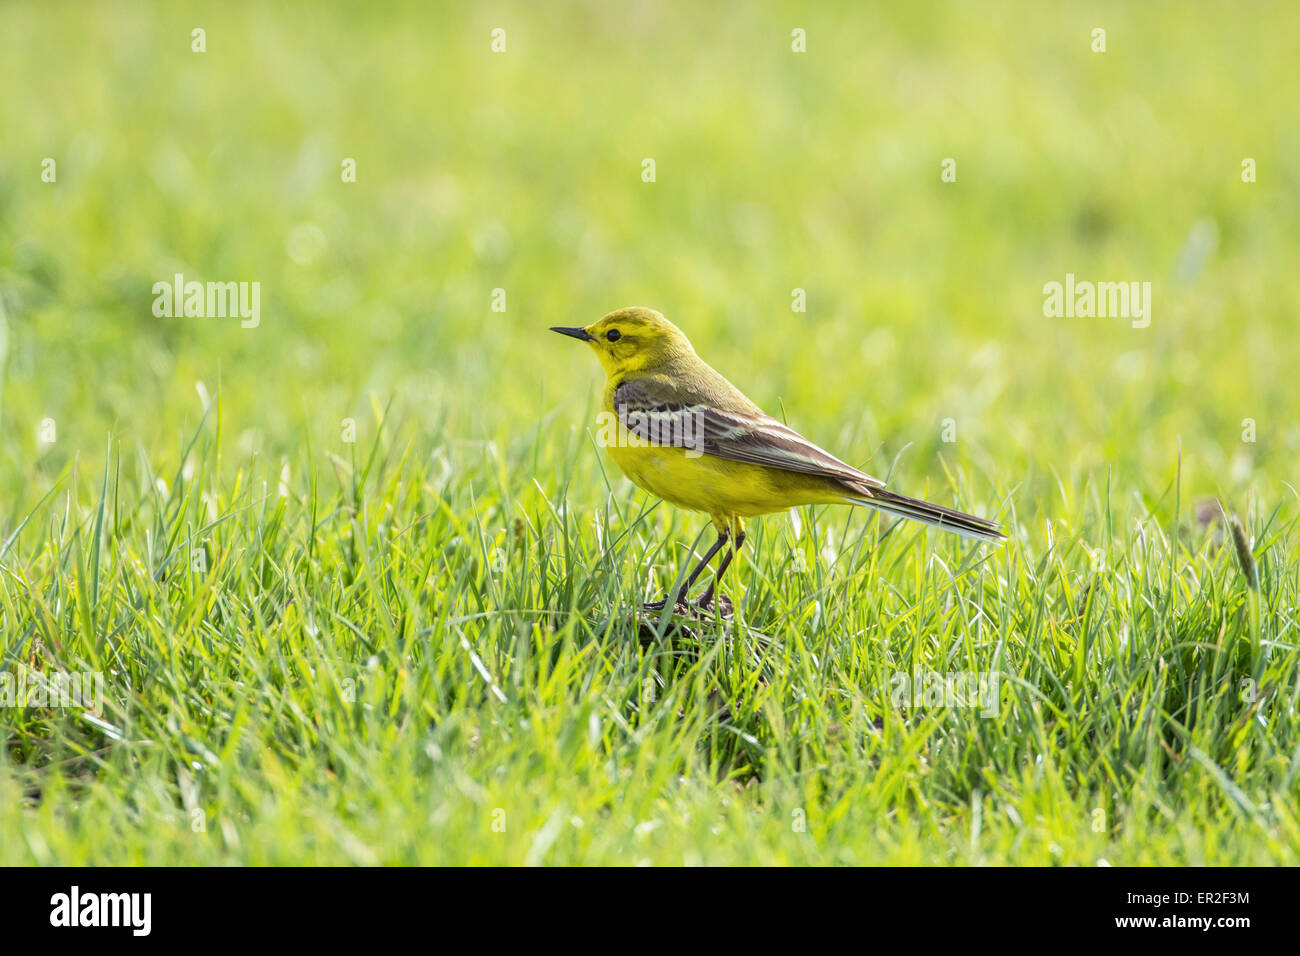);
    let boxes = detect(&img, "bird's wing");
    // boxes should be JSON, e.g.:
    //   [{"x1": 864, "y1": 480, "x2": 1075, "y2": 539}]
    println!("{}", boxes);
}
[{"x1": 612, "y1": 379, "x2": 884, "y2": 489}]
